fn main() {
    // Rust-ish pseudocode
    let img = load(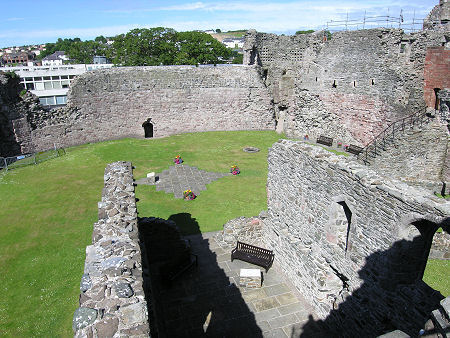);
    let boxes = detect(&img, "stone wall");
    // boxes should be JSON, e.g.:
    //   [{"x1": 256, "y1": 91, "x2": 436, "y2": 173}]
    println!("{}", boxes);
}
[
  {"x1": 244, "y1": 27, "x2": 448, "y2": 146},
  {"x1": 214, "y1": 213, "x2": 266, "y2": 248},
  {"x1": 73, "y1": 161, "x2": 150, "y2": 337},
  {"x1": 0, "y1": 72, "x2": 43, "y2": 156},
  {"x1": 262, "y1": 139, "x2": 450, "y2": 335},
  {"x1": 29, "y1": 65, "x2": 275, "y2": 151},
  {"x1": 368, "y1": 119, "x2": 449, "y2": 191},
  {"x1": 429, "y1": 231, "x2": 450, "y2": 259}
]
